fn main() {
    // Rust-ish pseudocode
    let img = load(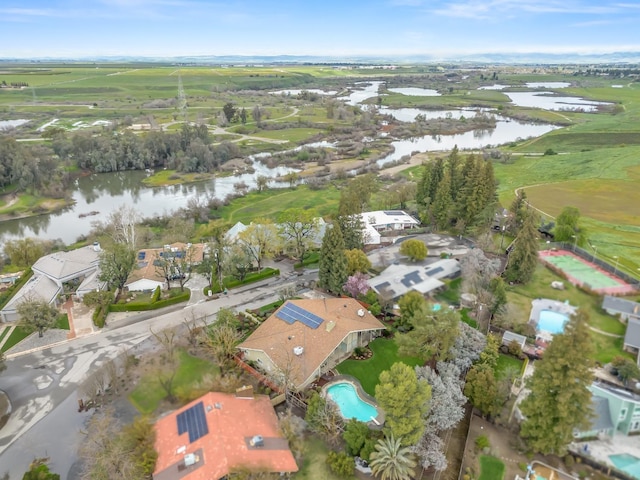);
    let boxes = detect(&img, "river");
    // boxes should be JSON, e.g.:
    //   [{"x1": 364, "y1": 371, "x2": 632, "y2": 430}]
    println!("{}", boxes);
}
[{"x1": 0, "y1": 80, "x2": 585, "y2": 244}]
